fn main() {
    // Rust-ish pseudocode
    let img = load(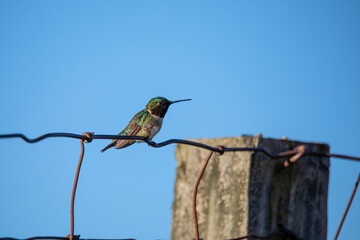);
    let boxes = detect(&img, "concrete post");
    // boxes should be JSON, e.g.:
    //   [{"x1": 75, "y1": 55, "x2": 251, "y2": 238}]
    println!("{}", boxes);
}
[{"x1": 171, "y1": 136, "x2": 329, "y2": 240}]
